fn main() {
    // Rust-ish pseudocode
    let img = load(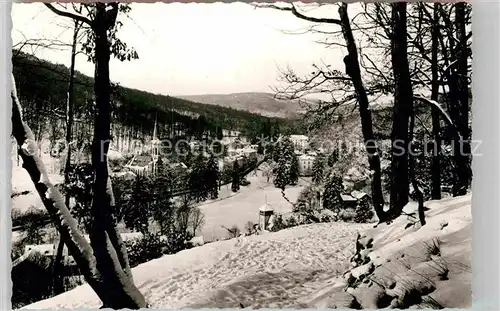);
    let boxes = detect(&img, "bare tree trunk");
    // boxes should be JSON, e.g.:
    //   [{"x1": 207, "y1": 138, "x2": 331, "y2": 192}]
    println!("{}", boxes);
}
[
  {"x1": 88, "y1": 5, "x2": 144, "y2": 308},
  {"x1": 408, "y1": 108, "x2": 426, "y2": 226},
  {"x1": 389, "y1": 3, "x2": 412, "y2": 218},
  {"x1": 338, "y1": 3, "x2": 387, "y2": 222},
  {"x1": 430, "y1": 3, "x2": 442, "y2": 200},
  {"x1": 11, "y1": 74, "x2": 109, "y2": 304},
  {"x1": 54, "y1": 19, "x2": 81, "y2": 296},
  {"x1": 105, "y1": 171, "x2": 134, "y2": 280},
  {"x1": 453, "y1": 2, "x2": 471, "y2": 196}
]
